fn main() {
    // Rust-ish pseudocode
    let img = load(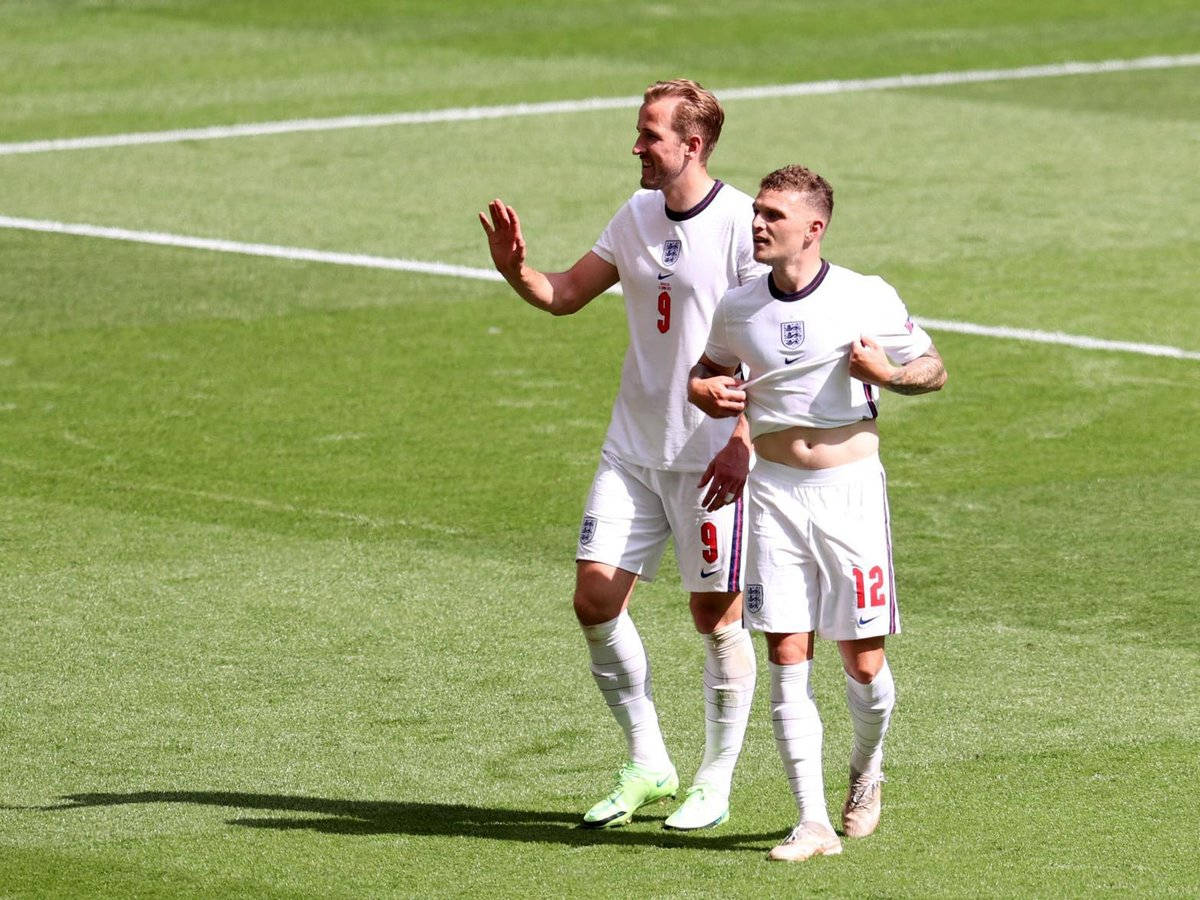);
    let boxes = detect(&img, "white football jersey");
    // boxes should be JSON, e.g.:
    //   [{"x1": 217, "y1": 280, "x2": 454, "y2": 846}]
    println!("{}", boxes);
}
[
  {"x1": 592, "y1": 181, "x2": 764, "y2": 471},
  {"x1": 704, "y1": 261, "x2": 933, "y2": 438}
]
